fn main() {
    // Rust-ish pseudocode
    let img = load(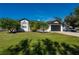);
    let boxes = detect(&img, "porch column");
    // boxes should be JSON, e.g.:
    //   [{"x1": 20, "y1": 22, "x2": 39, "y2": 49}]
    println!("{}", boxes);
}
[{"x1": 61, "y1": 25, "x2": 63, "y2": 32}]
